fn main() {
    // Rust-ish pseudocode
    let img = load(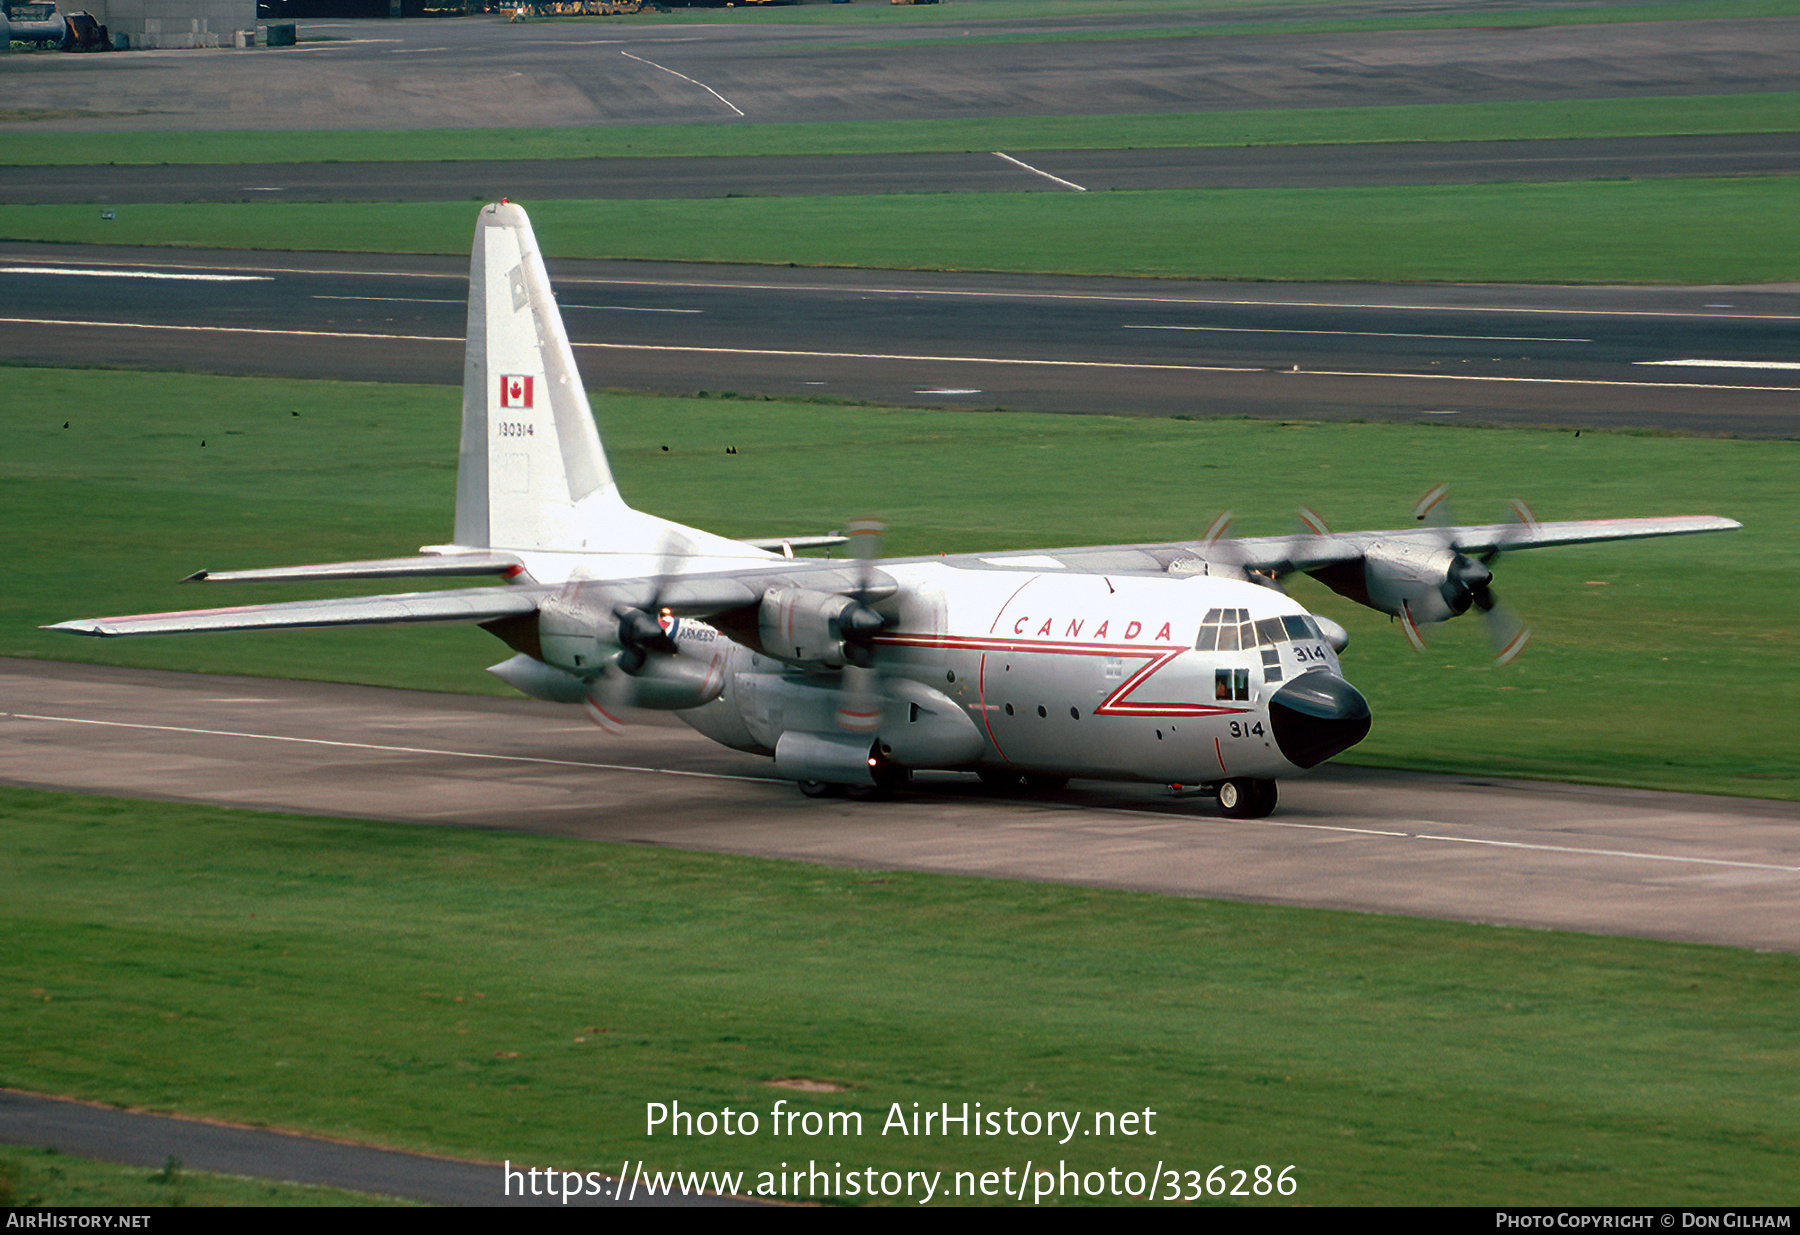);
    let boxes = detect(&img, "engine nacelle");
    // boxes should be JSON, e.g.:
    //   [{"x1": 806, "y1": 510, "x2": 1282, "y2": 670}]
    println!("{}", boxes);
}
[
  {"x1": 617, "y1": 649, "x2": 728, "y2": 711},
  {"x1": 758, "y1": 586, "x2": 862, "y2": 666},
  {"x1": 1310, "y1": 540, "x2": 1491, "y2": 626},
  {"x1": 774, "y1": 731, "x2": 880, "y2": 786},
  {"x1": 488, "y1": 653, "x2": 589, "y2": 703},
  {"x1": 536, "y1": 590, "x2": 619, "y2": 676}
]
